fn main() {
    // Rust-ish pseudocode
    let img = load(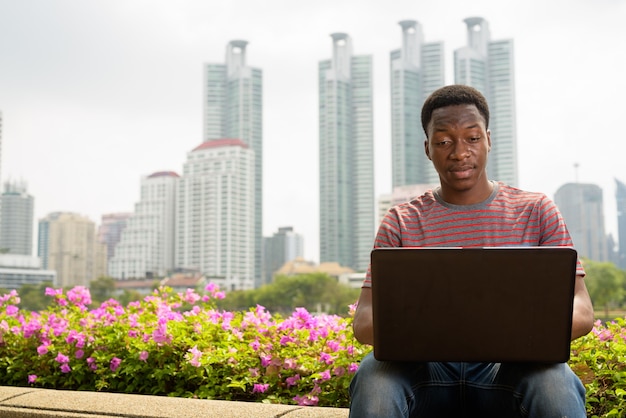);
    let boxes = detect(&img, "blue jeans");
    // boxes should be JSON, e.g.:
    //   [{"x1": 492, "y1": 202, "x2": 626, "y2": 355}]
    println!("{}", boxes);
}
[{"x1": 349, "y1": 353, "x2": 586, "y2": 417}]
